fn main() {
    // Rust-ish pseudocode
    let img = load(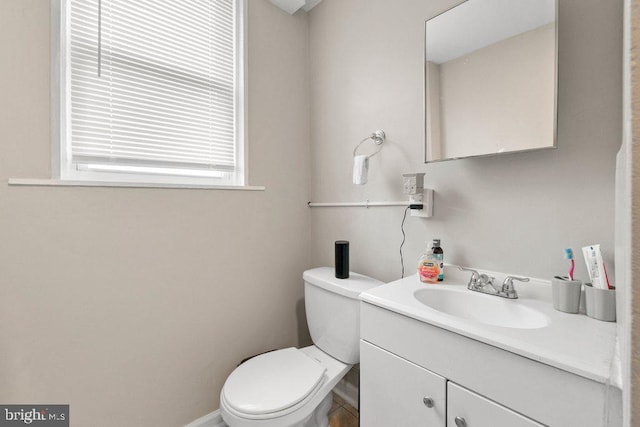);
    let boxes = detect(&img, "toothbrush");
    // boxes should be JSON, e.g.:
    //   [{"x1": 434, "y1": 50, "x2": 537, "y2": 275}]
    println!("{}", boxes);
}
[
  {"x1": 565, "y1": 248, "x2": 575, "y2": 280},
  {"x1": 603, "y1": 263, "x2": 612, "y2": 289}
]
